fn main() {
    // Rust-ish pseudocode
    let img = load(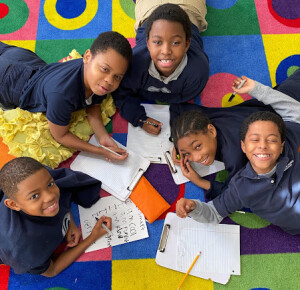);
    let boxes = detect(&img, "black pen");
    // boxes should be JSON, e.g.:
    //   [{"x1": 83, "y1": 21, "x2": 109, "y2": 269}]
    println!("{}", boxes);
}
[
  {"x1": 141, "y1": 120, "x2": 159, "y2": 127},
  {"x1": 229, "y1": 79, "x2": 246, "y2": 102}
]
